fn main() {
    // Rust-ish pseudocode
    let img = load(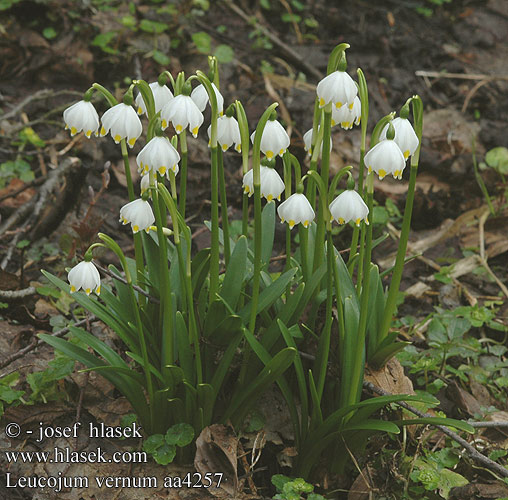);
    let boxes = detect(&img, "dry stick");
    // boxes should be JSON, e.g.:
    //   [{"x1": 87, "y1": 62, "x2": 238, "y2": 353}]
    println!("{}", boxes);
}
[
  {"x1": 415, "y1": 71, "x2": 508, "y2": 81},
  {"x1": 0, "y1": 317, "x2": 94, "y2": 372},
  {"x1": 222, "y1": 0, "x2": 322, "y2": 81},
  {"x1": 0, "y1": 287, "x2": 37, "y2": 300},
  {"x1": 94, "y1": 264, "x2": 160, "y2": 304},
  {"x1": 363, "y1": 381, "x2": 508, "y2": 479}
]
